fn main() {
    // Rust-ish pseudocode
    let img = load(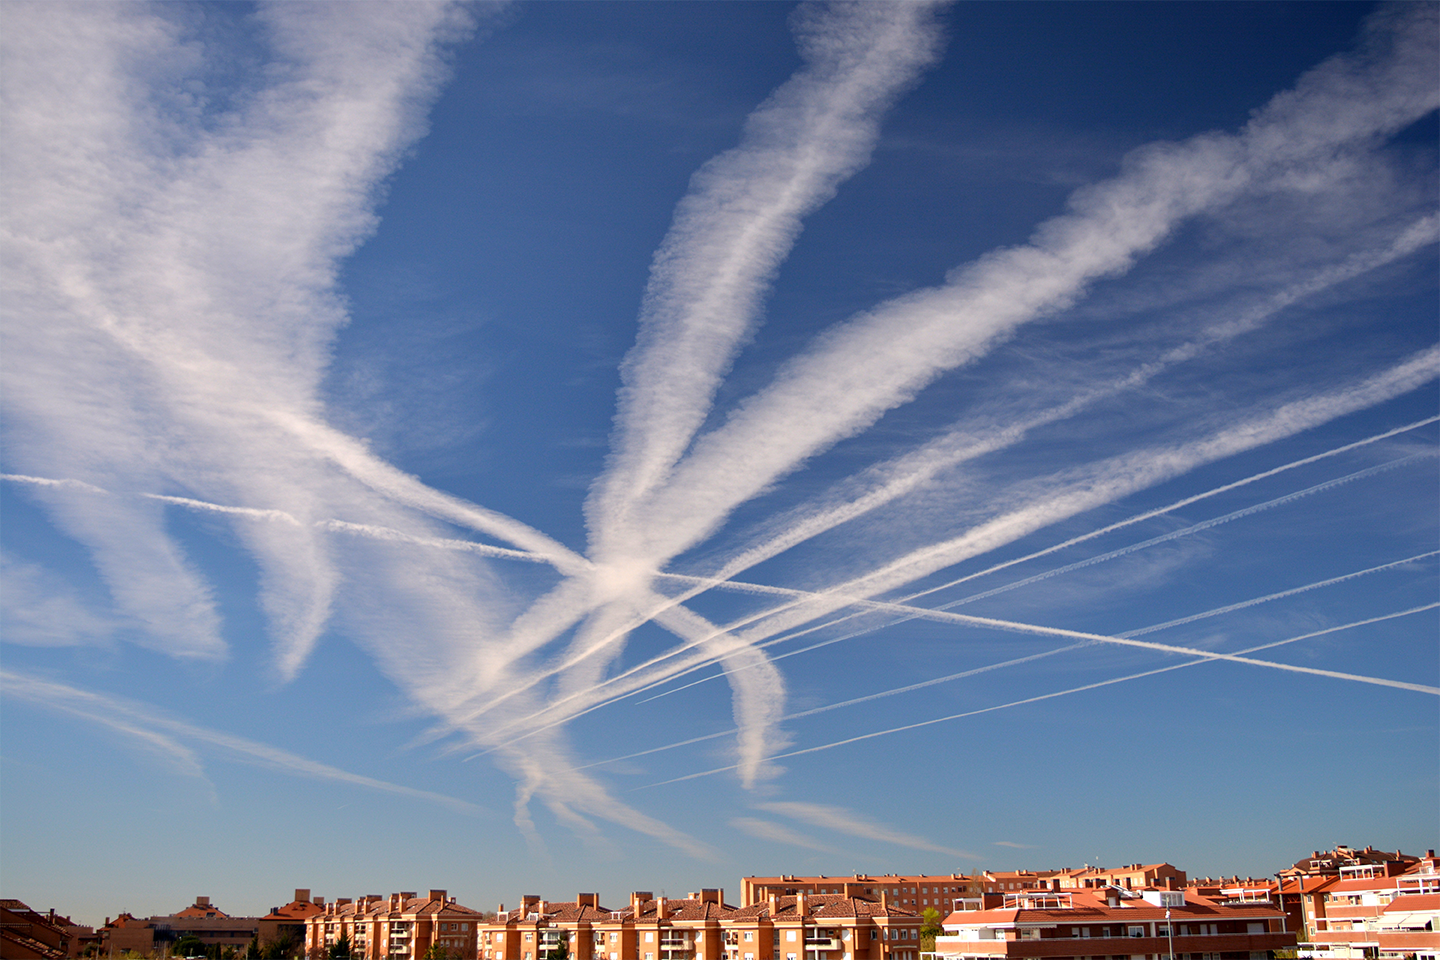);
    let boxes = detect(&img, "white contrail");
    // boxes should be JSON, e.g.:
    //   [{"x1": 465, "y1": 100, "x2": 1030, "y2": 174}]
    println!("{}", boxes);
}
[
  {"x1": 516, "y1": 545, "x2": 1439, "y2": 759},
  {"x1": 511, "y1": 209, "x2": 1439, "y2": 701},
  {"x1": 488, "y1": 1, "x2": 950, "y2": 776},
  {"x1": 506, "y1": 357, "x2": 1438, "y2": 740},
  {"x1": 578, "y1": 641, "x2": 1093, "y2": 771},
  {"x1": 892, "y1": 415, "x2": 1440, "y2": 608},
  {"x1": 658, "y1": 213, "x2": 1440, "y2": 612},
  {"x1": 636, "y1": 451, "x2": 1436, "y2": 703},
  {"x1": 589, "y1": 1, "x2": 948, "y2": 562},
  {"x1": 638, "y1": 602, "x2": 1440, "y2": 788},
  {"x1": 1, "y1": 474, "x2": 108, "y2": 494},
  {"x1": 596, "y1": 546, "x2": 1440, "y2": 760},
  {"x1": 1125, "y1": 550, "x2": 1438, "y2": 637},
  {"x1": 947, "y1": 453, "x2": 1436, "y2": 609},
  {"x1": 614, "y1": 5, "x2": 1439, "y2": 577}
]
